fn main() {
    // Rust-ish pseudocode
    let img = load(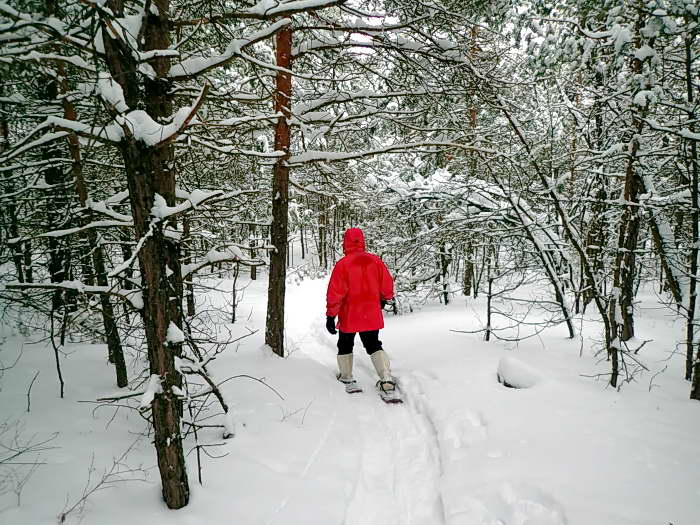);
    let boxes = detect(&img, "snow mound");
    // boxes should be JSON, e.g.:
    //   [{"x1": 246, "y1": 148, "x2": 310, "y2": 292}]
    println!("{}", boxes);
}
[{"x1": 497, "y1": 356, "x2": 542, "y2": 389}]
